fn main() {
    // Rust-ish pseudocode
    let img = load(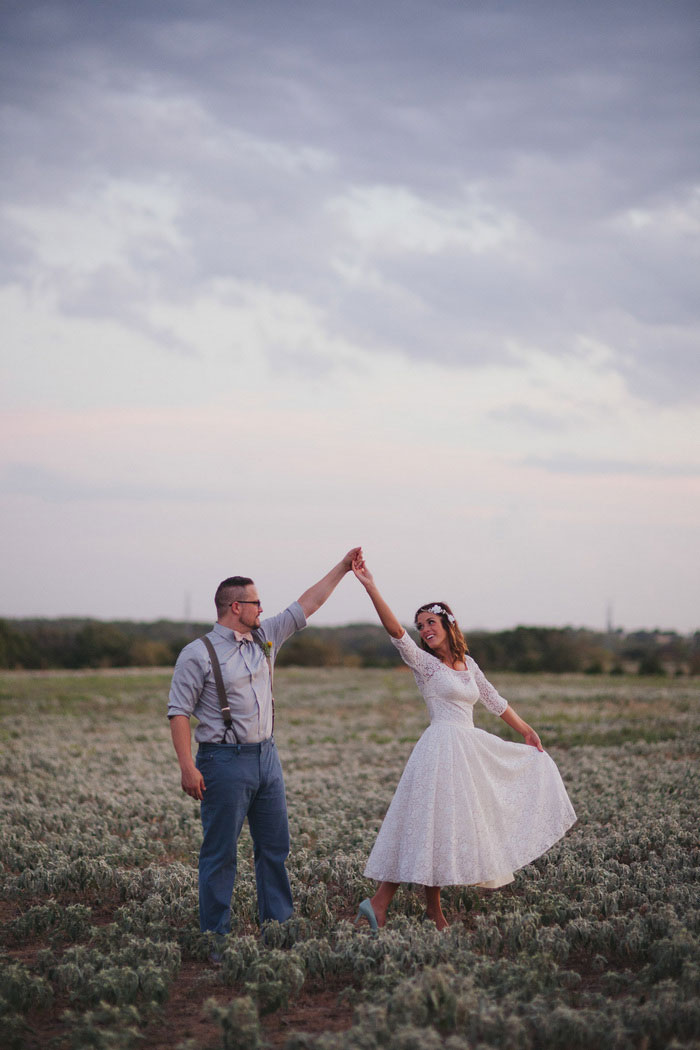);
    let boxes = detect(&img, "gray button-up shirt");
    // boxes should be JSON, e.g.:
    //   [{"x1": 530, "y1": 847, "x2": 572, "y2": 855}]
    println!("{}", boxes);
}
[{"x1": 167, "y1": 601, "x2": 306, "y2": 744}]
